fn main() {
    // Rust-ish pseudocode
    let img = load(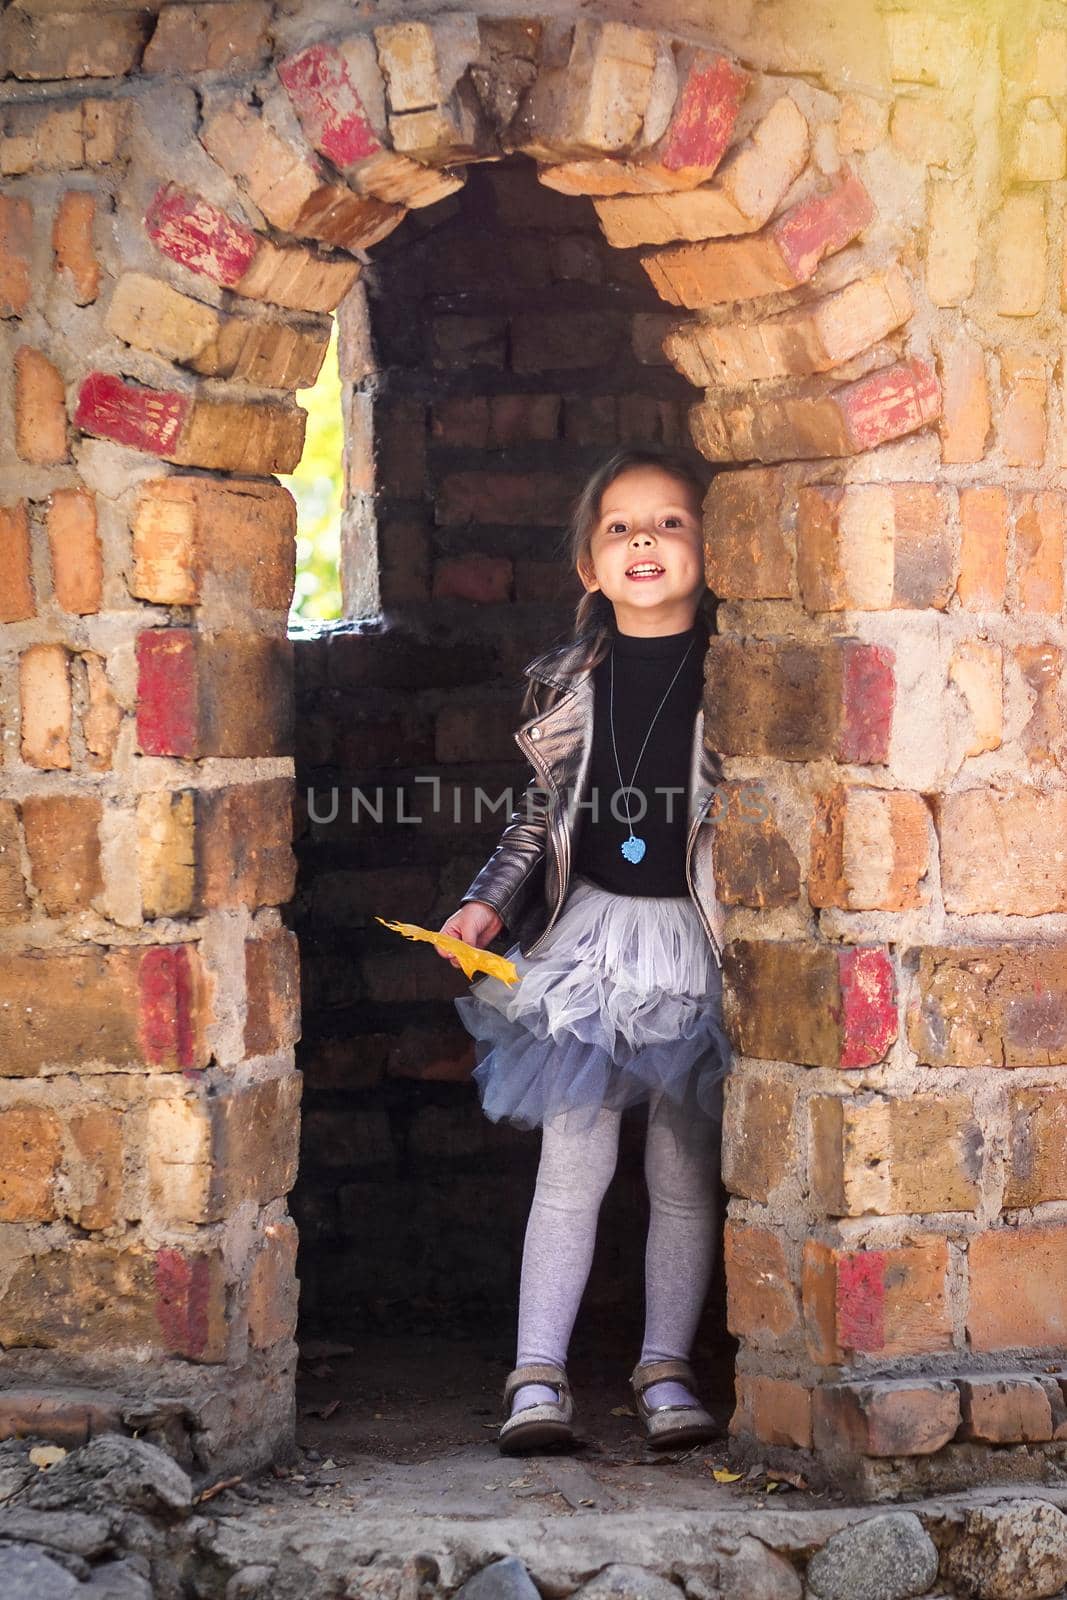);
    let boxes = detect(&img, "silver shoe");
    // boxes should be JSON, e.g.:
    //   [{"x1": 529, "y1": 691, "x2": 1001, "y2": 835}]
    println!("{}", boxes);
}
[
  {"x1": 630, "y1": 1357, "x2": 717, "y2": 1450},
  {"x1": 498, "y1": 1361, "x2": 575, "y2": 1454}
]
